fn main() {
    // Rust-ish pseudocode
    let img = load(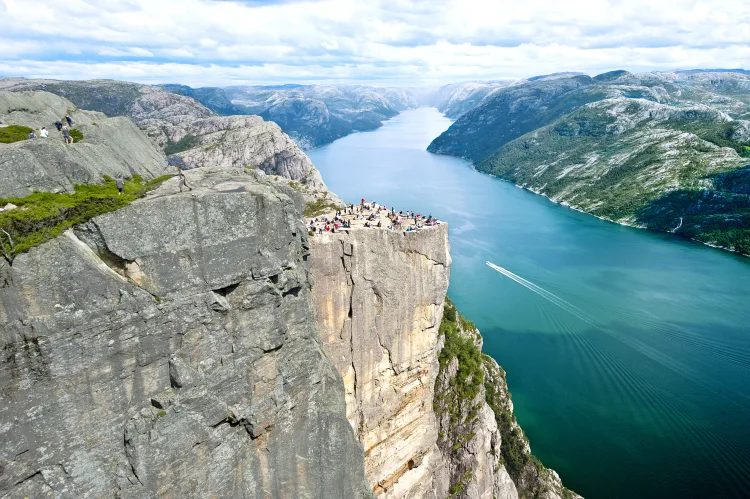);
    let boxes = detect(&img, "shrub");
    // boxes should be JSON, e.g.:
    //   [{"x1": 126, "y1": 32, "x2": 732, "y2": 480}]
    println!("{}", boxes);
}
[
  {"x1": 304, "y1": 196, "x2": 339, "y2": 217},
  {"x1": 164, "y1": 134, "x2": 197, "y2": 155},
  {"x1": 0, "y1": 125, "x2": 33, "y2": 144},
  {"x1": 0, "y1": 174, "x2": 171, "y2": 262},
  {"x1": 69, "y1": 128, "x2": 84, "y2": 143}
]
